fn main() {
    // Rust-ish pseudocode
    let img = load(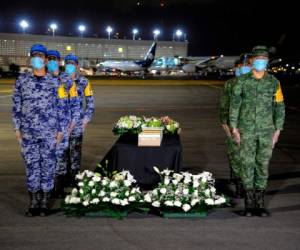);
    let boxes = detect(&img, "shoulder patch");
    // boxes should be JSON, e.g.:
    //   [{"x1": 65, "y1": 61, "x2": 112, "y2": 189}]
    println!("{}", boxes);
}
[
  {"x1": 275, "y1": 81, "x2": 284, "y2": 103},
  {"x1": 69, "y1": 82, "x2": 78, "y2": 98},
  {"x1": 84, "y1": 81, "x2": 93, "y2": 96},
  {"x1": 58, "y1": 84, "x2": 68, "y2": 99}
]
